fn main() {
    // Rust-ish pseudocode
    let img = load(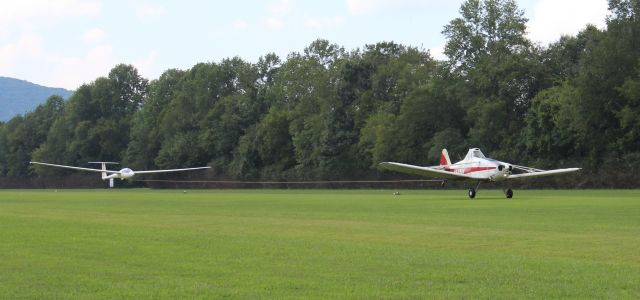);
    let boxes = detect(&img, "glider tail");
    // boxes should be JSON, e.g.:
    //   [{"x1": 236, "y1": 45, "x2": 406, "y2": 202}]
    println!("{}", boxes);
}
[
  {"x1": 100, "y1": 163, "x2": 107, "y2": 180},
  {"x1": 440, "y1": 149, "x2": 452, "y2": 166},
  {"x1": 88, "y1": 162, "x2": 118, "y2": 180},
  {"x1": 88, "y1": 162, "x2": 116, "y2": 188}
]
